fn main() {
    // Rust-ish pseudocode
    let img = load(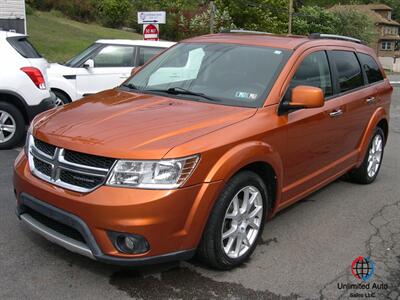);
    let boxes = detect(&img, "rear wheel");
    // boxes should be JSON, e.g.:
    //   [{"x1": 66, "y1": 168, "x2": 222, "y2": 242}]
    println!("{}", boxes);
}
[
  {"x1": 197, "y1": 171, "x2": 268, "y2": 269},
  {"x1": 348, "y1": 127, "x2": 385, "y2": 184},
  {"x1": 0, "y1": 102, "x2": 25, "y2": 149}
]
